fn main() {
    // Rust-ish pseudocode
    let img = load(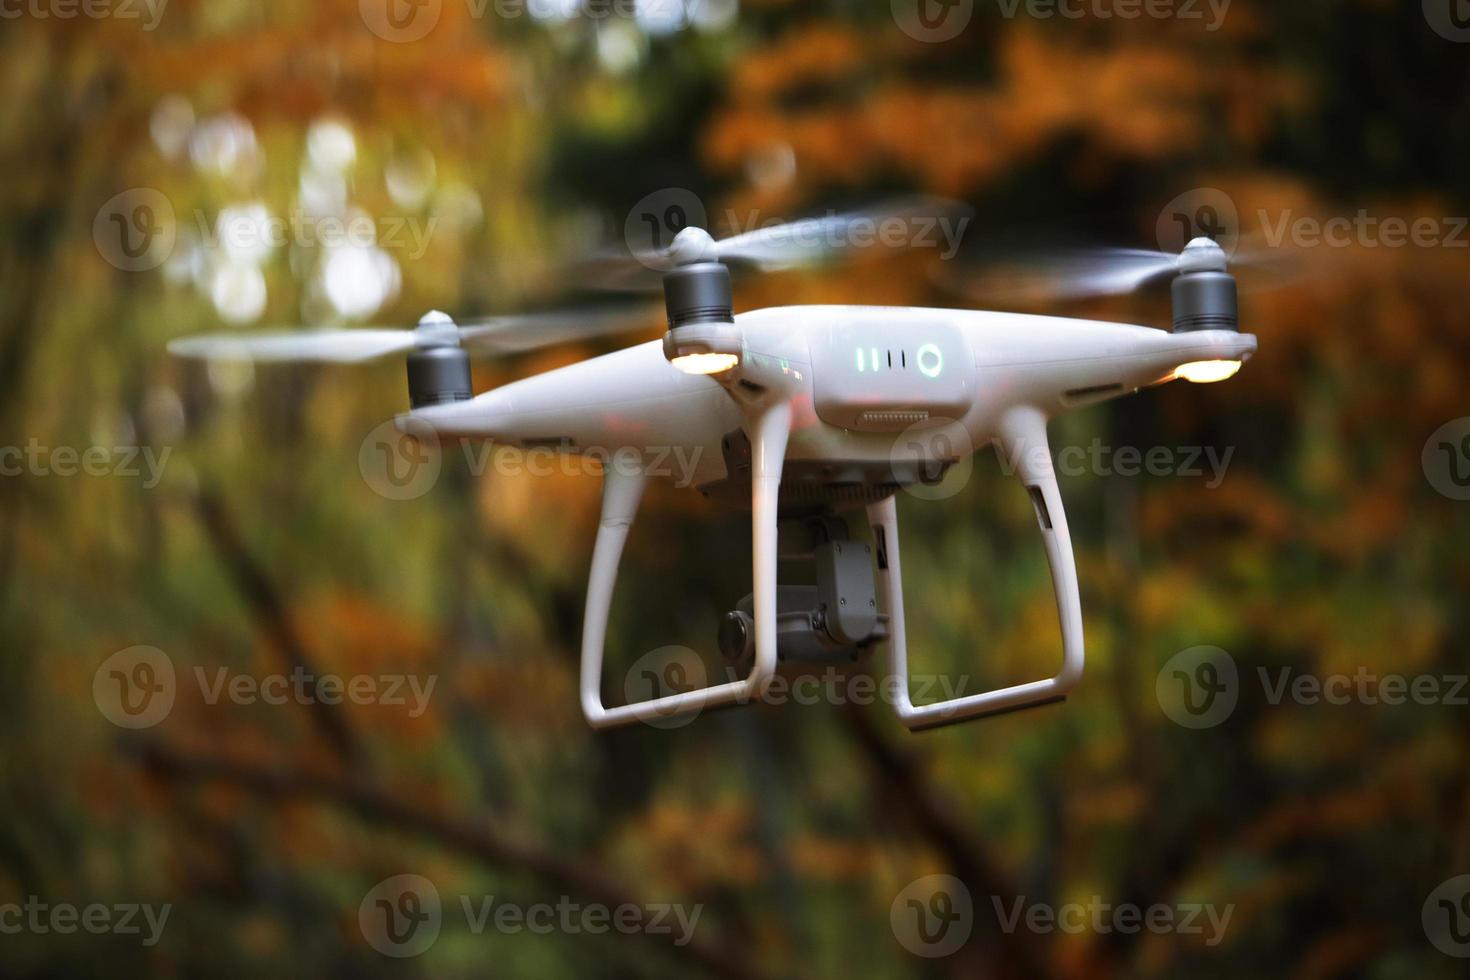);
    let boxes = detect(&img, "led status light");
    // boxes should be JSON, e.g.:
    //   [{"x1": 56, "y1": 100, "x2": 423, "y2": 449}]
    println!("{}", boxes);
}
[{"x1": 917, "y1": 343, "x2": 944, "y2": 378}]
